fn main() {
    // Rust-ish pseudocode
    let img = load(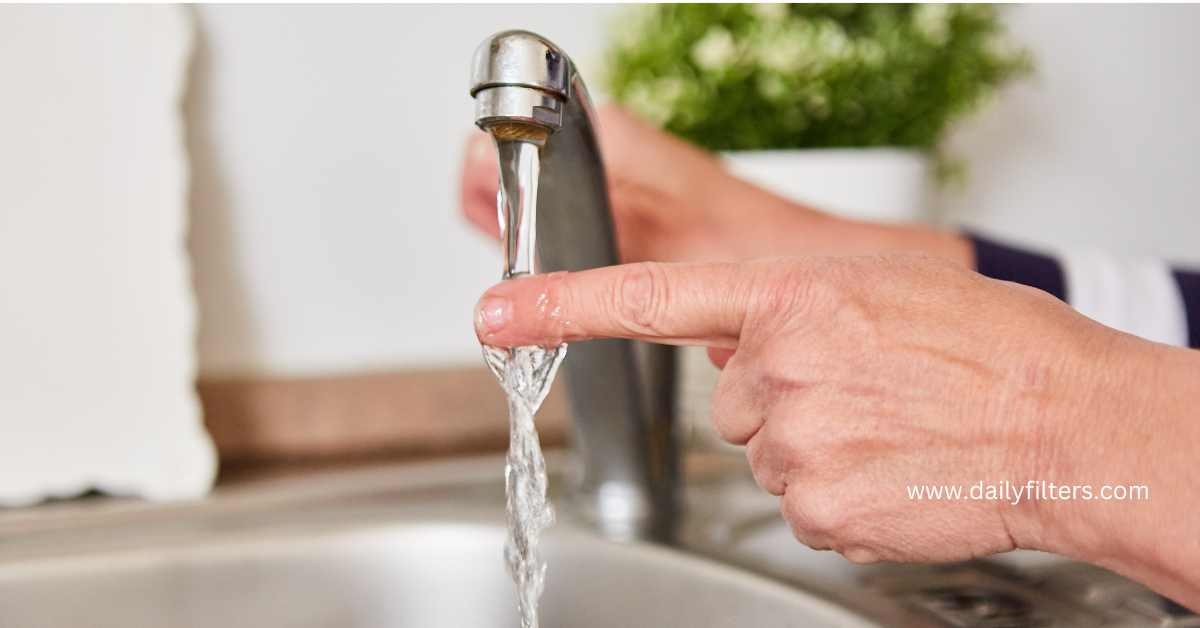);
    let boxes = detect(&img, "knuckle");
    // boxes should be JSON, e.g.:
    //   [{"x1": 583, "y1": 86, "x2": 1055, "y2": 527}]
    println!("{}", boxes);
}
[
  {"x1": 745, "y1": 432, "x2": 784, "y2": 496},
  {"x1": 709, "y1": 368, "x2": 761, "y2": 445},
  {"x1": 755, "y1": 269, "x2": 807, "y2": 315},
  {"x1": 780, "y1": 491, "x2": 827, "y2": 551},
  {"x1": 741, "y1": 268, "x2": 796, "y2": 326},
  {"x1": 743, "y1": 261, "x2": 843, "y2": 339},
  {"x1": 613, "y1": 262, "x2": 670, "y2": 335},
  {"x1": 842, "y1": 547, "x2": 881, "y2": 565},
  {"x1": 708, "y1": 387, "x2": 743, "y2": 444},
  {"x1": 786, "y1": 526, "x2": 830, "y2": 552},
  {"x1": 800, "y1": 268, "x2": 849, "y2": 313},
  {"x1": 783, "y1": 486, "x2": 846, "y2": 540}
]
